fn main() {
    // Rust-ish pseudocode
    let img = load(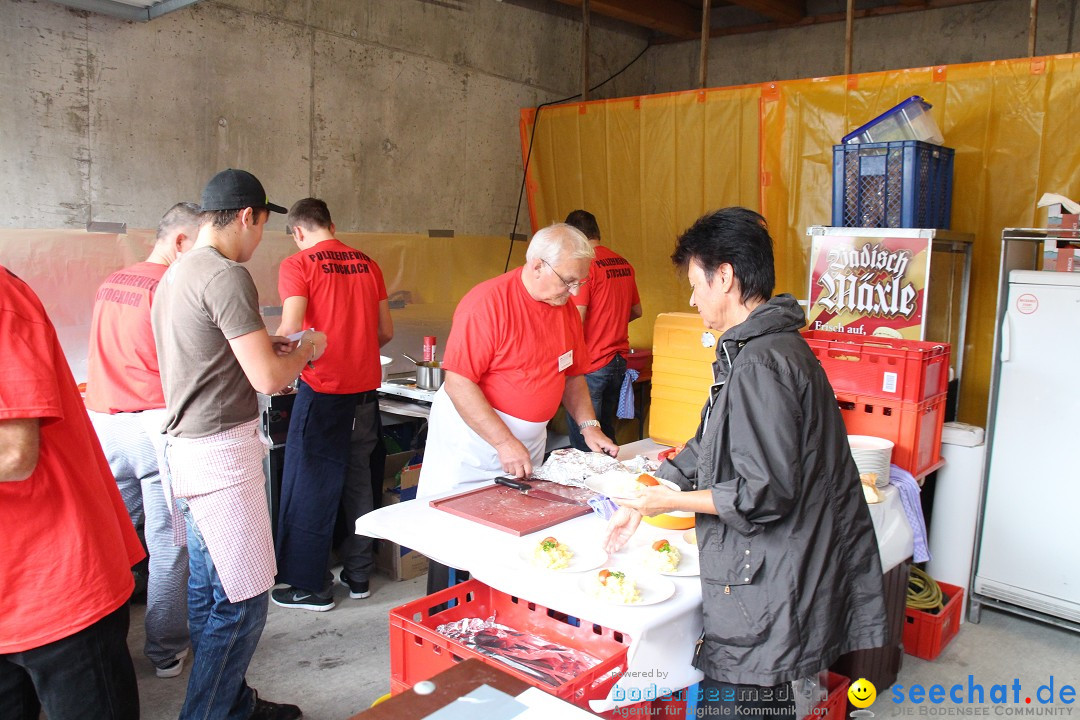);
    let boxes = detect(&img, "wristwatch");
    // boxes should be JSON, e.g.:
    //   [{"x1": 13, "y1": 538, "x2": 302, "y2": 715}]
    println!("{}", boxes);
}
[{"x1": 578, "y1": 419, "x2": 601, "y2": 431}]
